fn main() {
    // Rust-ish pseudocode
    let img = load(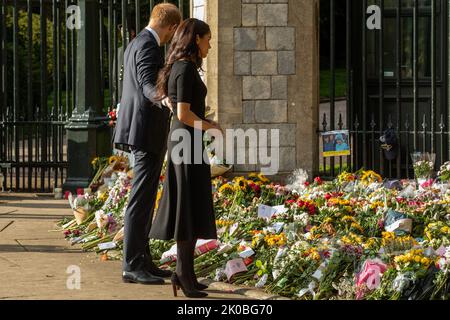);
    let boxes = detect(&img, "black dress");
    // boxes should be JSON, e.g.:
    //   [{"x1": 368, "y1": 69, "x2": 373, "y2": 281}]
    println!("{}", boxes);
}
[{"x1": 149, "y1": 60, "x2": 217, "y2": 241}]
